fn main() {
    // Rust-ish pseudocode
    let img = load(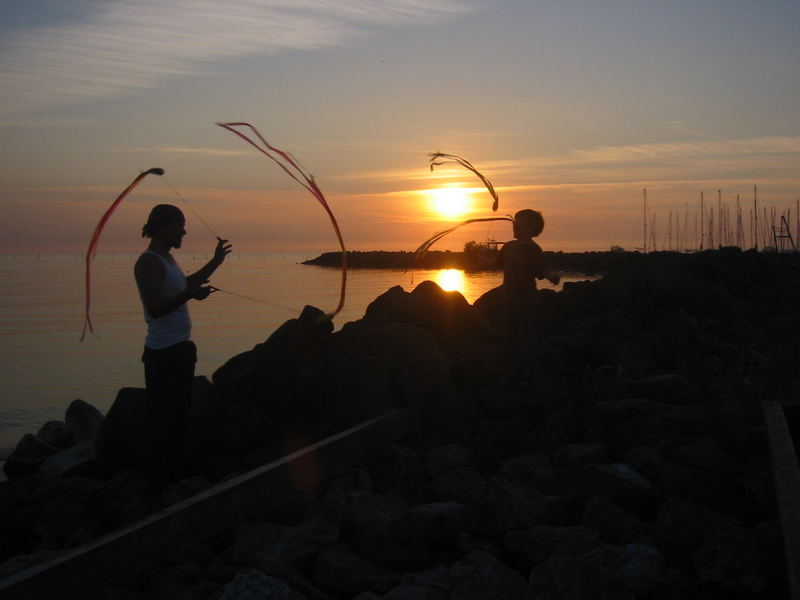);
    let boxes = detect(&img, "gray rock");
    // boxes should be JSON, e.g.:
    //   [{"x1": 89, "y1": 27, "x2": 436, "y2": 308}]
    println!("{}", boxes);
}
[
  {"x1": 36, "y1": 420, "x2": 69, "y2": 449},
  {"x1": 0, "y1": 550, "x2": 62, "y2": 579},
  {"x1": 528, "y1": 555, "x2": 610, "y2": 599},
  {"x1": 667, "y1": 436, "x2": 738, "y2": 472},
  {"x1": 447, "y1": 551, "x2": 533, "y2": 600},
  {"x1": 27, "y1": 476, "x2": 103, "y2": 547},
  {"x1": 505, "y1": 525, "x2": 600, "y2": 570},
  {"x1": 591, "y1": 398, "x2": 652, "y2": 419},
  {"x1": 526, "y1": 402, "x2": 583, "y2": 455},
  {"x1": 655, "y1": 497, "x2": 744, "y2": 563},
  {"x1": 209, "y1": 400, "x2": 272, "y2": 452},
  {"x1": 401, "y1": 501, "x2": 467, "y2": 551},
  {"x1": 214, "y1": 569, "x2": 306, "y2": 600},
  {"x1": 535, "y1": 462, "x2": 655, "y2": 505},
  {"x1": 624, "y1": 446, "x2": 667, "y2": 482},
  {"x1": 94, "y1": 387, "x2": 149, "y2": 470},
  {"x1": 373, "y1": 584, "x2": 448, "y2": 600},
  {"x1": 248, "y1": 554, "x2": 332, "y2": 600},
  {"x1": 425, "y1": 444, "x2": 475, "y2": 478},
  {"x1": 314, "y1": 545, "x2": 399, "y2": 595},
  {"x1": 404, "y1": 552, "x2": 533, "y2": 600},
  {"x1": 629, "y1": 374, "x2": 700, "y2": 405},
  {"x1": 235, "y1": 517, "x2": 339, "y2": 566},
  {"x1": 161, "y1": 475, "x2": 211, "y2": 507},
  {"x1": 363, "y1": 281, "x2": 495, "y2": 355},
  {"x1": 333, "y1": 322, "x2": 452, "y2": 420},
  {"x1": 498, "y1": 453, "x2": 551, "y2": 485},
  {"x1": 466, "y1": 476, "x2": 561, "y2": 537},
  {"x1": 608, "y1": 412, "x2": 686, "y2": 456},
  {"x1": 339, "y1": 493, "x2": 439, "y2": 571},
  {"x1": 146, "y1": 561, "x2": 206, "y2": 594},
  {"x1": 64, "y1": 399, "x2": 104, "y2": 443},
  {"x1": 553, "y1": 443, "x2": 608, "y2": 468},
  {"x1": 363, "y1": 443, "x2": 425, "y2": 495},
  {"x1": 691, "y1": 524, "x2": 755, "y2": 583},
  {"x1": 424, "y1": 469, "x2": 486, "y2": 504},
  {"x1": 3, "y1": 433, "x2": 57, "y2": 478},
  {"x1": 582, "y1": 495, "x2": 652, "y2": 544},
  {"x1": 591, "y1": 543, "x2": 666, "y2": 595},
  {"x1": 39, "y1": 441, "x2": 96, "y2": 480},
  {"x1": 615, "y1": 544, "x2": 665, "y2": 594}
]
